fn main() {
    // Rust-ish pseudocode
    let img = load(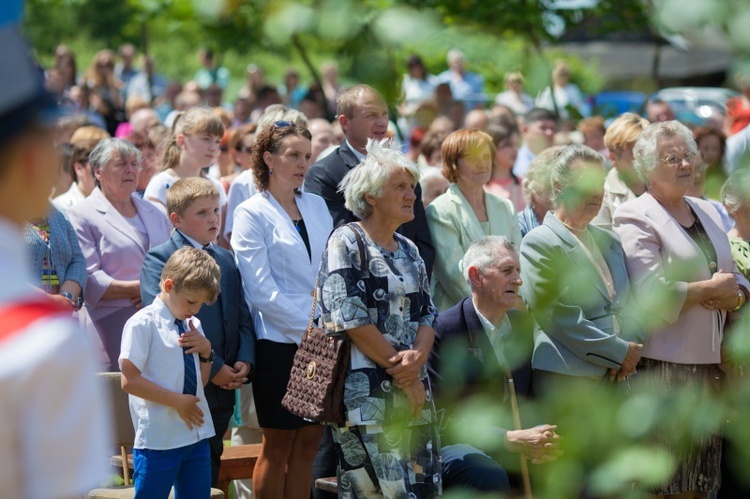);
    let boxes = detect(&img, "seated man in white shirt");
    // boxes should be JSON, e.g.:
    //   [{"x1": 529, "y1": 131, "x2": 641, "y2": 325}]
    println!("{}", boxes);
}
[{"x1": 429, "y1": 236, "x2": 560, "y2": 494}]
